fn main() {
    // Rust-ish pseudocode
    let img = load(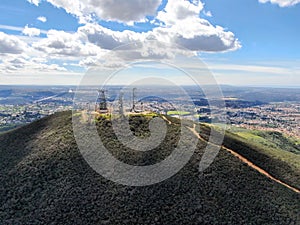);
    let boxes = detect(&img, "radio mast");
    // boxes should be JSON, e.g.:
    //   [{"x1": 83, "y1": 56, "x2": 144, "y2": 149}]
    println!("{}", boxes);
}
[{"x1": 96, "y1": 89, "x2": 108, "y2": 113}]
